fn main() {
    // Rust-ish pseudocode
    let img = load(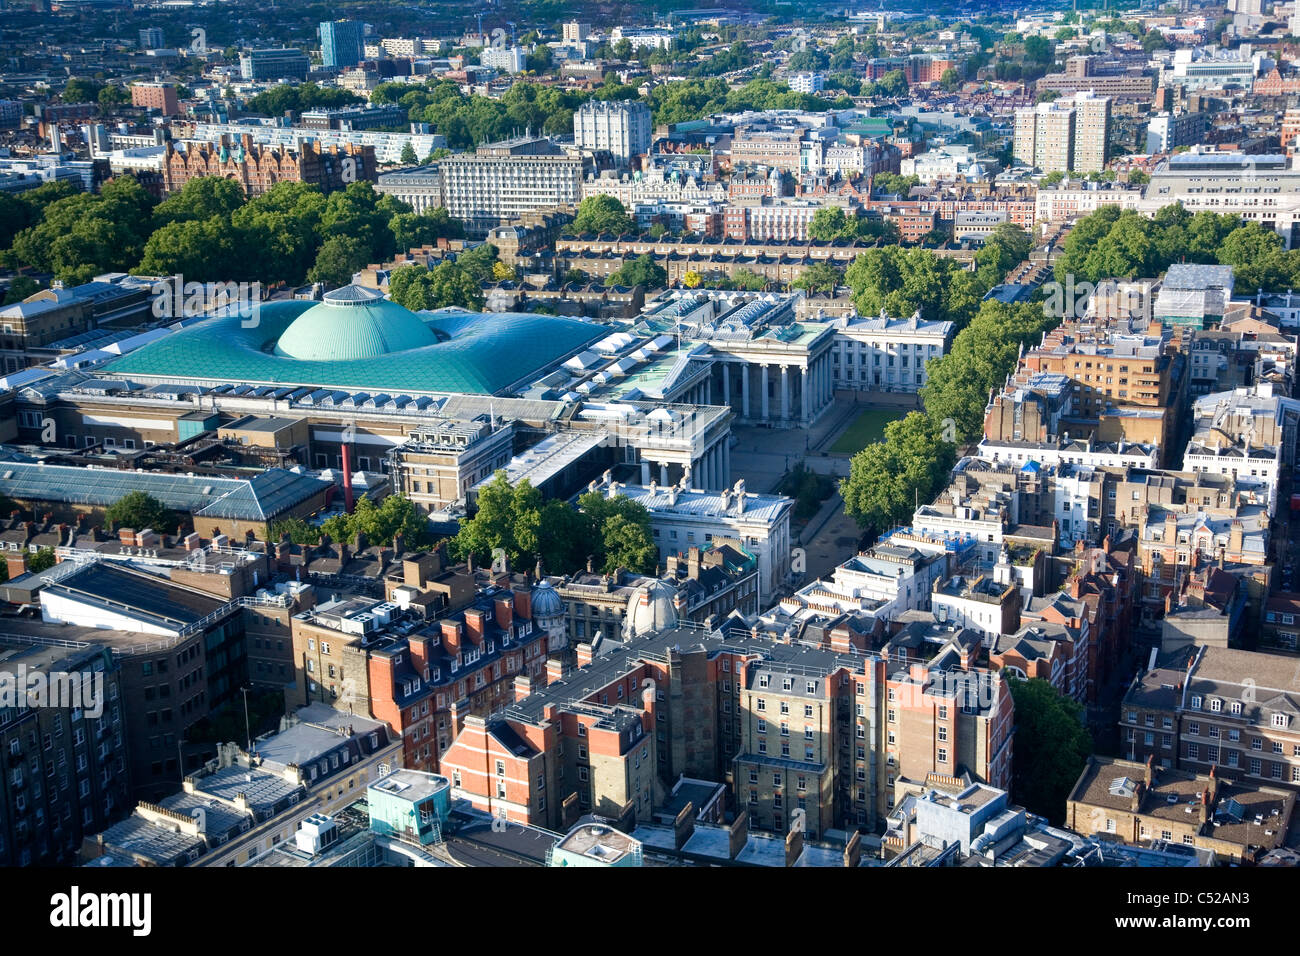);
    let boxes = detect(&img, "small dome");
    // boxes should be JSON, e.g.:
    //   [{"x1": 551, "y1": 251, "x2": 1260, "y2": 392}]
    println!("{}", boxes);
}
[
  {"x1": 624, "y1": 579, "x2": 678, "y2": 638},
  {"x1": 531, "y1": 579, "x2": 564, "y2": 618},
  {"x1": 274, "y1": 284, "x2": 440, "y2": 361}
]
